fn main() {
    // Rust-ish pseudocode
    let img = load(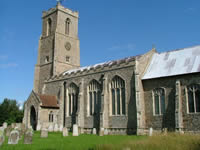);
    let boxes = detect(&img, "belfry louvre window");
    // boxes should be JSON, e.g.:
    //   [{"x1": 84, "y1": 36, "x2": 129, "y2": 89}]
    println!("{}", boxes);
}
[
  {"x1": 187, "y1": 84, "x2": 200, "y2": 113},
  {"x1": 68, "y1": 83, "x2": 78, "y2": 116},
  {"x1": 47, "y1": 18, "x2": 52, "y2": 36},
  {"x1": 153, "y1": 88, "x2": 165, "y2": 115},
  {"x1": 49, "y1": 111, "x2": 53, "y2": 122},
  {"x1": 88, "y1": 80, "x2": 101, "y2": 116},
  {"x1": 111, "y1": 76, "x2": 126, "y2": 115},
  {"x1": 65, "y1": 18, "x2": 70, "y2": 35}
]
